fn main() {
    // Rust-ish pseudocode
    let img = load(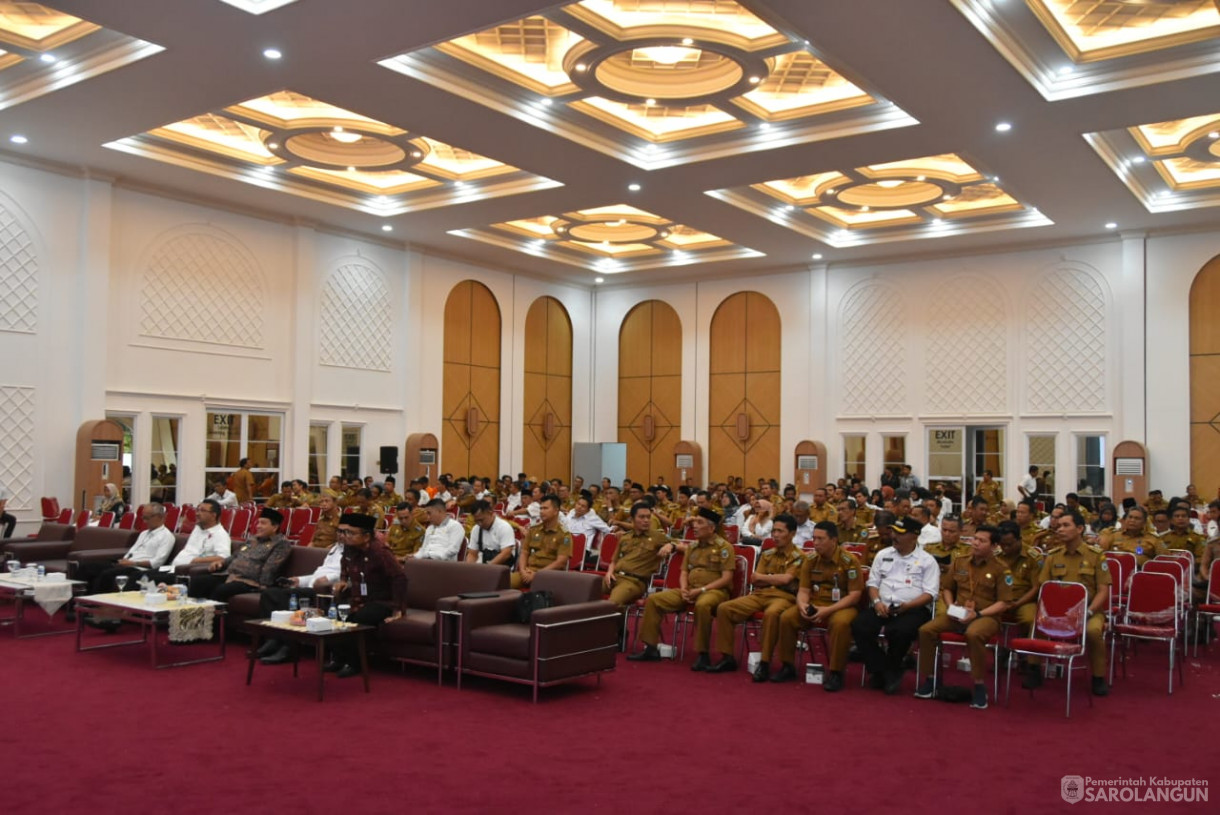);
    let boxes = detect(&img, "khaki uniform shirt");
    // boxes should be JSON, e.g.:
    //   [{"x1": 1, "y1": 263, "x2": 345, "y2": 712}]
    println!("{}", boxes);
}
[
  {"x1": 1037, "y1": 544, "x2": 1112, "y2": 603},
  {"x1": 942, "y1": 553, "x2": 1013, "y2": 609},
  {"x1": 265, "y1": 493, "x2": 298, "y2": 509},
  {"x1": 1101, "y1": 531, "x2": 1166, "y2": 566},
  {"x1": 996, "y1": 547, "x2": 1043, "y2": 601},
  {"x1": 1160, "y1": 529, "x2": 1205, "y2": 561},
  {"x1": 976, "y1": 480, "x2": 1002, "y2": 507},
  {"x1": 799, "y1": 546, "x2": 865, "y2": 607},
  {"x1": 684, "y1": 535, "x2": 734, "y2": 590},
  {"x1": 312, "y1": 510, "x2": 341, "y2": 549},
  {"x1": 611, "y1": 529, "x2": 670, "y2": 581},
  {"x1": 524, "y1": 524, "x2": 572, "y2": 570},
  {"x1": 808, "y1": 504, "x2": 837, "y2": 524},
  {"x1": 233, "y1": 468, "x2": 256, "y2": 504},
  {"x1": 751, "y1": 544, "x2": 805, "y2": 600},
  {"x1": 924, "y1": 541, "x2": 971, "y2": 574},
  {"x1": 837, "y1": 521, "x2": 867, "y2": 544},
  {"x1": 385, "y1": 520, "x2": 424, "y2": 558}
]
